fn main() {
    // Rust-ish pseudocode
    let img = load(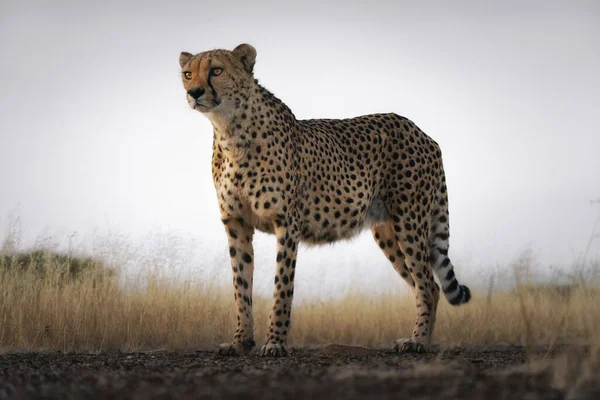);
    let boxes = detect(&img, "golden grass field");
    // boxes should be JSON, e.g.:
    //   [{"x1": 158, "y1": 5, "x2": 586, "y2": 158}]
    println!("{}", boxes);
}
[{"x1": 1, "y1": 246, "x2": 598, "y2": 352}]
